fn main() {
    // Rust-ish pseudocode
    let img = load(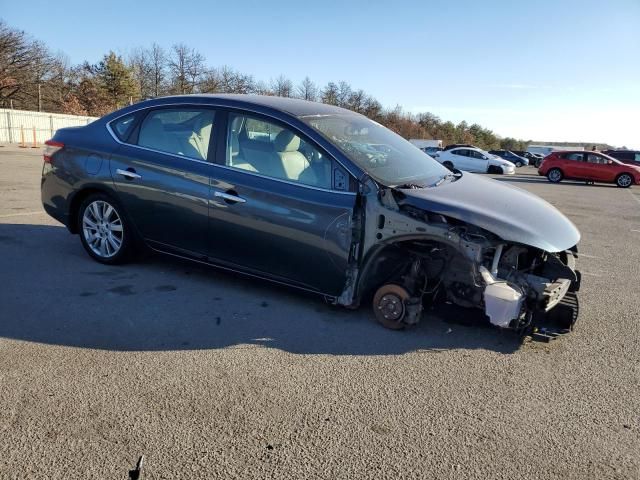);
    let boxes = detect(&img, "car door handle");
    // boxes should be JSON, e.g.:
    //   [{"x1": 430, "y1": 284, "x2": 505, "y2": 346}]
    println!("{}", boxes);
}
[
  {"x1": 116, "y1": 168, "x2": 142, "y2": 180},
  {"x1": 214, "y1": 190, "x2": 246, "y2": 204}
]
